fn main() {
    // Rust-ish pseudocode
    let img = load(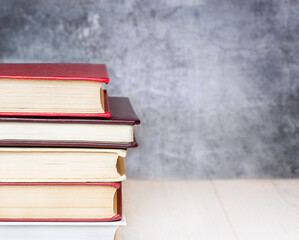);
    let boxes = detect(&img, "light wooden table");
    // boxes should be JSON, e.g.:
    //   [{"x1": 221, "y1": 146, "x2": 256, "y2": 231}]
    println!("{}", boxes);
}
[{"x1": 116, "y1": 180, "x2": 299, "y2": 240}]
